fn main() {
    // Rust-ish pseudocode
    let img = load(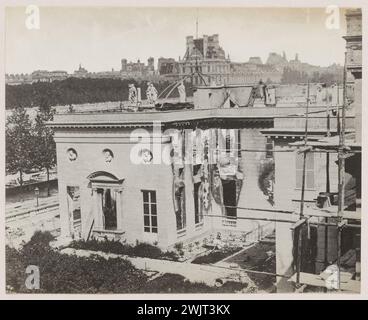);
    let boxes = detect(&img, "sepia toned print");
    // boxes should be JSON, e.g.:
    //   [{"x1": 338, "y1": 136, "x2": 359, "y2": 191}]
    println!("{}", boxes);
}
[{"x1": 4, "y1": 5, "x2": 362, "y2": 294}]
